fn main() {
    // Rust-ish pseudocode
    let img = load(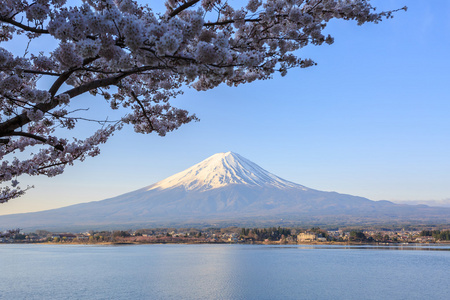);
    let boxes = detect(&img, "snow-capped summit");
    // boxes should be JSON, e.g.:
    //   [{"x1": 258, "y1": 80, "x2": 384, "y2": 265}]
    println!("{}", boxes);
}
[{"x1": 148, "y1": 151, "x2": 306, "y2": 191}]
